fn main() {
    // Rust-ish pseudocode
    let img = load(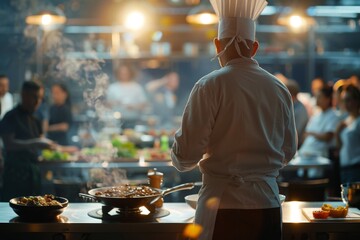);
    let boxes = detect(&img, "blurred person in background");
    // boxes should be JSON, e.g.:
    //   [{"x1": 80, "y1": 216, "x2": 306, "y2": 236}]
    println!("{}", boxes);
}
[
  {"x1": 298, "y1": 85, "x2": 340, "y2": 178},
  {"x1": 274, "y1": 72, "x2": 288, "y2": 84},
  {"x1": 106, "y1": 64, "x2": 148, "y2": 128},
  {"x1": 171, "y1": 0, "x2": 297, "y2": 238},
  {"x1": 299, "y1": 85, "x2": 340, "y2": 158},
  {"x1": 298, "y1": 77, "x2": 327, "y2": 119},
  {"x1": 0, "y1": 81, "x2": 55, "y2": 201},
  {"x1": 47, "y1": 83, "x2": 72, "y2": 146},
  {"x1": 285, "y1": 79, "x2": 309, "y2": 147},
  {"x1": 0, "y1": 75, "x2": 13, "y2": 119},
  {"x1": 335, "y1": 84, "x2": 360, "y2": 183},
  {"x1": 332, "y1": 79, "x2": 348, "y2": 121},
  {"x1": 348, "y1": 74, "x2": 360, "y2": 90},
  {"x1": 34, "y1": 82, "x2": 49, "y2": 134},
  {"x1": 0, "y1": 74, "x2": 13, "y2": 187},
  {"x1": 146, "y1": 71, "x2": 180, "y2": 127},
  {"x1": 309, "y1": 77, "x2": 327, "y2": 117}
]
